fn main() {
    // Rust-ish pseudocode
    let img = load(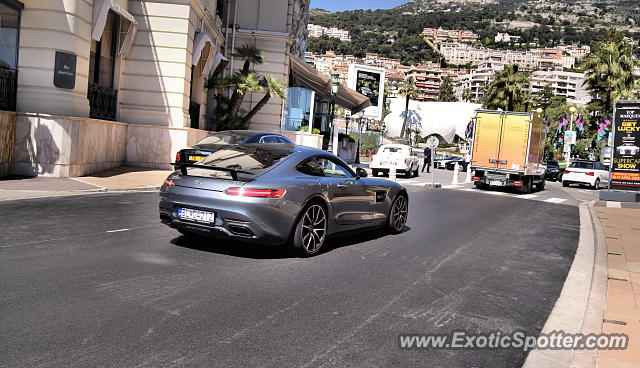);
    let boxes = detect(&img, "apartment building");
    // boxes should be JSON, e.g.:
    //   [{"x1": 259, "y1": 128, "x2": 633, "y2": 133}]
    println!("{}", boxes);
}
[
  {"x1": 0, "y1": 0, "x2": 318, "y2": 177},
  {"x1": 530, "y1": 70, "x2": 590, "y2": 106},
  {"x1": 422, "y1": 28, "x2": 478, "y2": 43},
  {"x1": 306, "y1": 23, "x2": 350, "y2": 41},
  {"x1": 407, "y1": 63, "x2": 463, "y2": 102}
]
